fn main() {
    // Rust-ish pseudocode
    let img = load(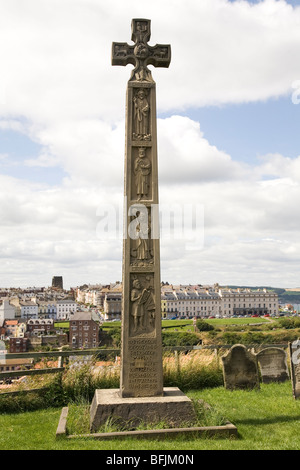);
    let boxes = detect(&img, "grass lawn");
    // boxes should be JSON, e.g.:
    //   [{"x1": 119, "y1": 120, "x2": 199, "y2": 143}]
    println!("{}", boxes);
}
[
  {"x1": 56, "y1": 318, "x2": 269, "y2": 332},
  {"x1": 205, "y1": 317, "x2": 270, "y2": 326},
  {"x1": 0, "y1": 382, "x2": 299, "y2": 450}
]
